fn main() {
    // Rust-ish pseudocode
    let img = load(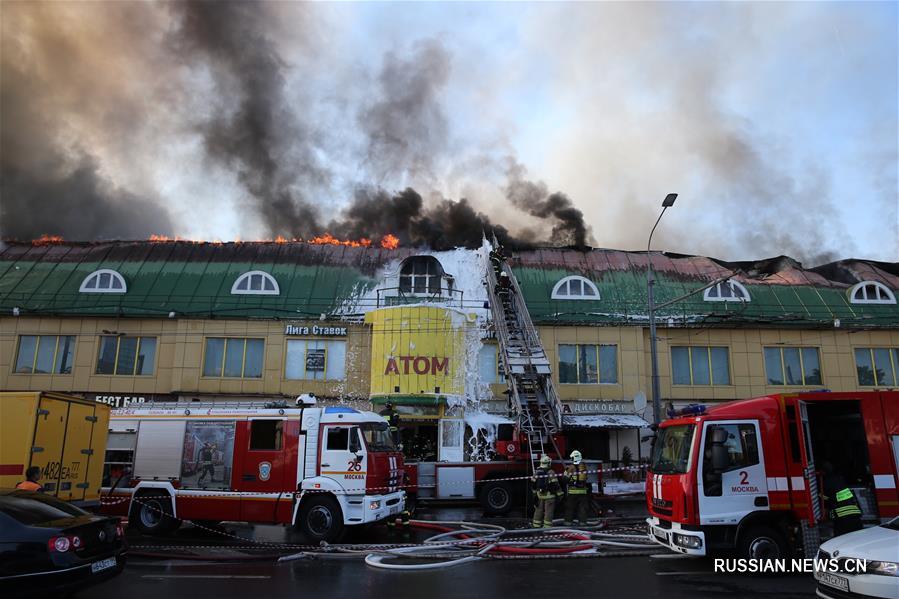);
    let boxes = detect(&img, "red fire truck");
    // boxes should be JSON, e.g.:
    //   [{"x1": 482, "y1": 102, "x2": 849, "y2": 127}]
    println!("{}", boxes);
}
[
  {"x1": 100, "y1": 399, "x2": 405, "y2": 542},
  {"x1": 403, "y1": 431, "x2": 576, "y2": 515},
  {"x1": 646, "y1": 391, "x2": 899, "y2": 558}
]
